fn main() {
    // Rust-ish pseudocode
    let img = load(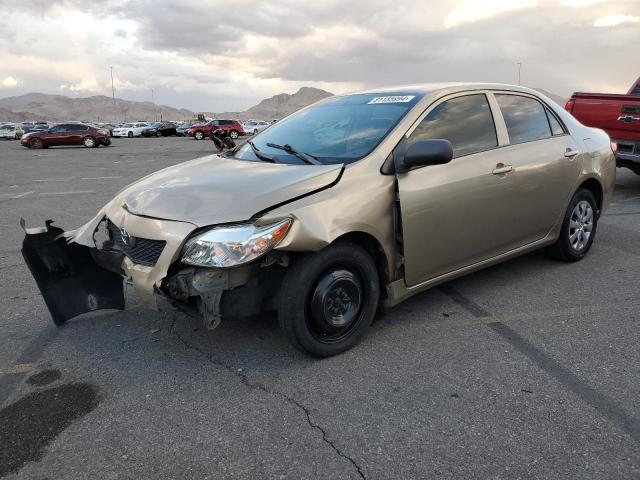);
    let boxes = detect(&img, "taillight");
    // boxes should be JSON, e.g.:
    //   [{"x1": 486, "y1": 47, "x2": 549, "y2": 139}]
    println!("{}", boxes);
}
[
  {"x1": 564, "y1": 99, "x2": 575, "y2": 113},
  {"x1": 611, "y1": 142, "x2": 618, "y2": 154}
]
